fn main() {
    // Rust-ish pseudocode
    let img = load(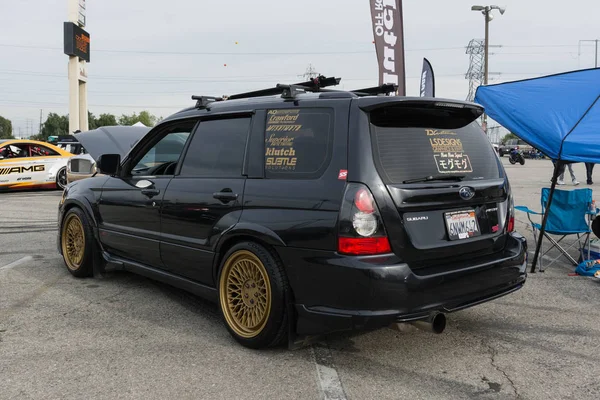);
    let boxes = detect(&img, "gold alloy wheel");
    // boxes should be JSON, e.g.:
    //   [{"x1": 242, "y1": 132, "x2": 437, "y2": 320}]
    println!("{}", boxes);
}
[
  {"x1": 219, "y1": 250, "x2": 272, "y2": 338},
  {"x1": 61, "y1": 214, "x2": 85, "y2": 270}
]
